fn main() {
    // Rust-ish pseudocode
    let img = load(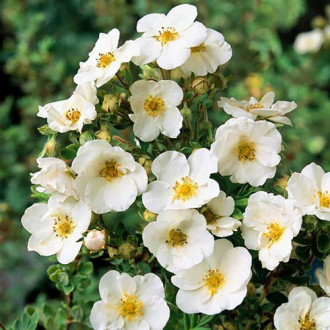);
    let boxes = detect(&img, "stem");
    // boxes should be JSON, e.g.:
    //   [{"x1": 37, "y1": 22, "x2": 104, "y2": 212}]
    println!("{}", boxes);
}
[
  {"x1": 115, "y1": 73, "x2": 130, "y2": 92},
  {"x1": 0, "y1": 322, "x2": 6, "y2": 330},
  {"x1": 65, "y1": 257, "x2": 80, "y2": 330},
  {"x1": 112, "y1": 135, "x2": 134, "y2": 148}
]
